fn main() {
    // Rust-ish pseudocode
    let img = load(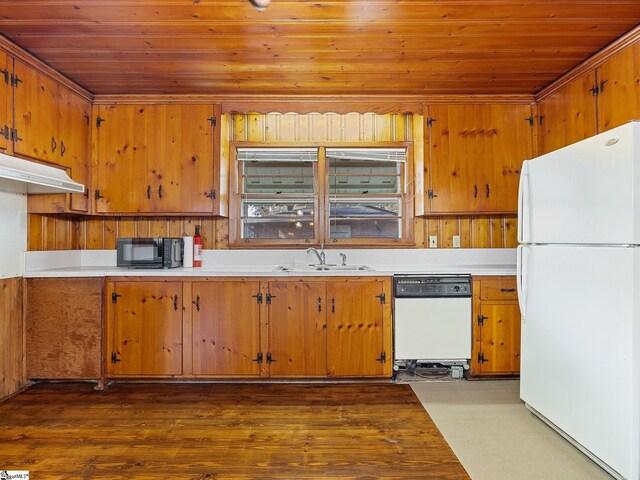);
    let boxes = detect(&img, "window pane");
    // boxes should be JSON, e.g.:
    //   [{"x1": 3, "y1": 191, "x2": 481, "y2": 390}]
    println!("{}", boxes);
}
[
  {"x1": 329, "y1": 200, "x2": 400, "y2": 217},
  {"x1": 329, "y1": 158, "x2": 401, "y2": 195},
  {"x1": 242, "y1": 161, "x2": 314, "y2": 195},
  {"x1": 242, "y1": 200, "x2": 315, "y2": 239},
  {"x1": 330, "y1": 218, "x2": 401, "y2": 239}
]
